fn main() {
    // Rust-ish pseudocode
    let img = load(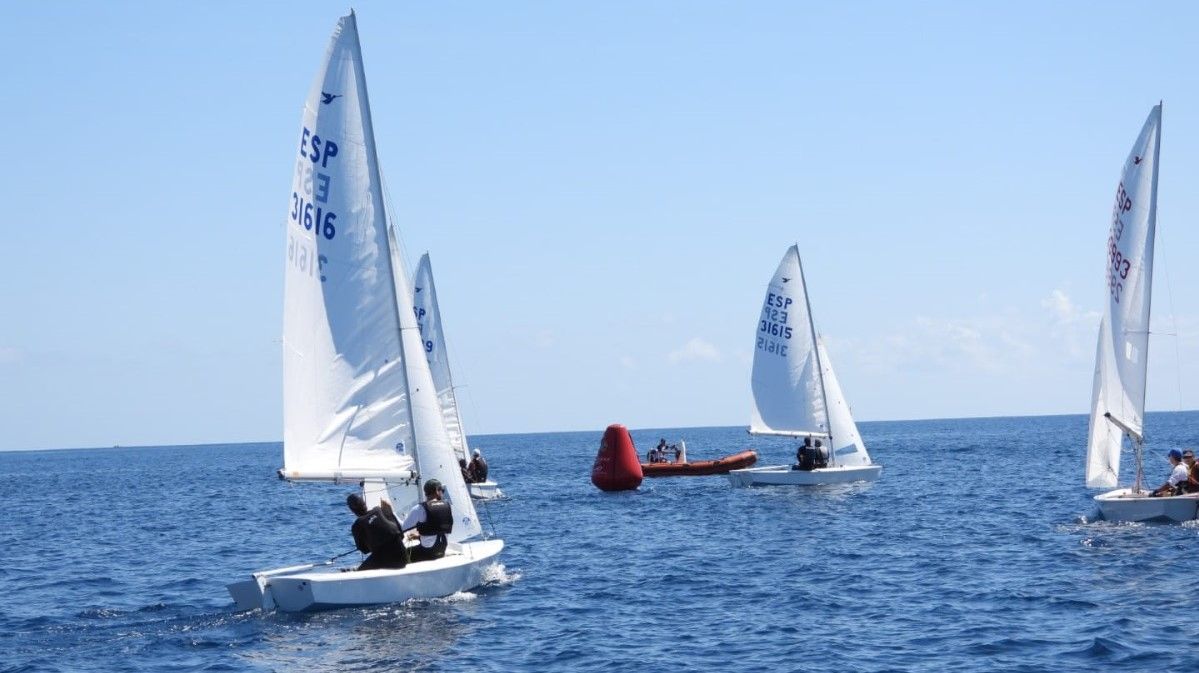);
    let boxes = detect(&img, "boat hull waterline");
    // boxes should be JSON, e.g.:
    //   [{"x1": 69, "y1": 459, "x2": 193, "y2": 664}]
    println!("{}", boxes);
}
[
  {"x1": 228, "y1": 539, "x2": 504, "y2": 612},
  {"x1": 641, "y1": 450, "x2": 758, "y2": 477},
  {"x1": 726, "y1": 464, "x2": 882, "y2": 487},
  {"x1": 1093, "y1": 488, "x2": 1199, "y2": 523}
]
